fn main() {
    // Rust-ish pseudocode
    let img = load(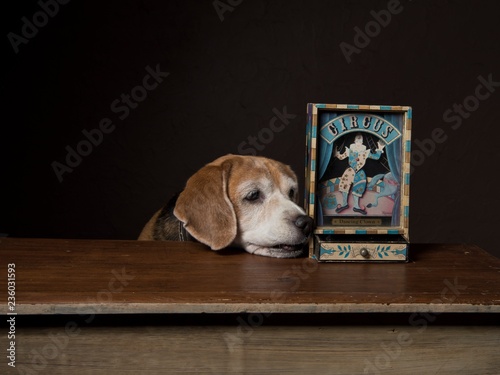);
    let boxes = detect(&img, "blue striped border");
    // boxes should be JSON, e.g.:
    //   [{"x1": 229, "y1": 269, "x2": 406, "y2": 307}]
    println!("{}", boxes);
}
[
  {"x1": 405, "y1": 173, "x2": 410, "y2": 185},
  {"x1": 405, "y1": 140, "x2": 411, "y2": 152}
]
